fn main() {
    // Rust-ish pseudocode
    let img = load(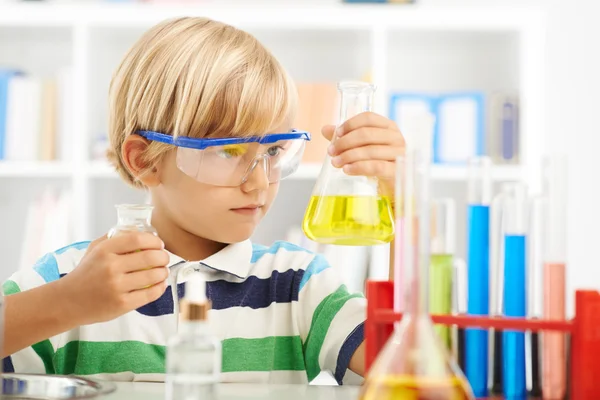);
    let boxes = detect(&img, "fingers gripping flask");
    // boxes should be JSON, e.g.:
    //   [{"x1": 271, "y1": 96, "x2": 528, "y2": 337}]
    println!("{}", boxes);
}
[{"x1": 302, "y1": 81, "x2": 395, "y2": 246}]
